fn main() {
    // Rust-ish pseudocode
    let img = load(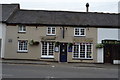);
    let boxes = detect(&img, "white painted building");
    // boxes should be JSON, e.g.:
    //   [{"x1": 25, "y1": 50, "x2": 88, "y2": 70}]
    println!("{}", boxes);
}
[
  {"x1": 0, "y1": 4, "x2": 19, "y2": 58},
  {"x1": 97, "y1": 28, "x2": 119, "y2": 64},
  {"x1": 0, "y1": 23, "x2": 2, "y2": 58},
  {"x1": 0, "y1": 23, "x2": 6, "y2": 58}
]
